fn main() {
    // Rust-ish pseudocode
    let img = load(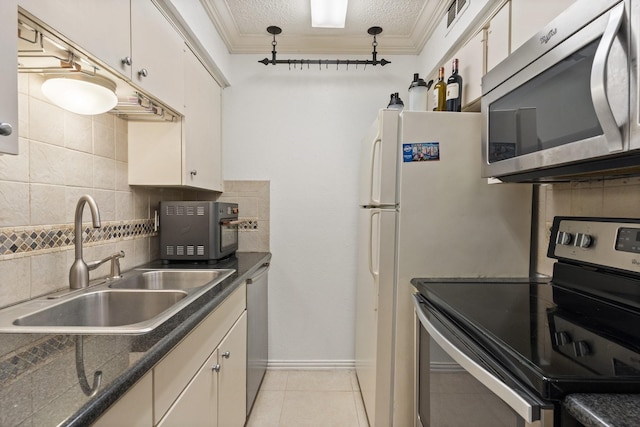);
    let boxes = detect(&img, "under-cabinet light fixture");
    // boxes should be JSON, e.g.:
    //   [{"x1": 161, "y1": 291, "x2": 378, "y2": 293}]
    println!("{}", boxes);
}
[
  {"x1": 41, "y1": 74, "x2": 118, "y2": 115},
  {"x1": 311, "y1": 0, "x2": 348, "y2": 28}
]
